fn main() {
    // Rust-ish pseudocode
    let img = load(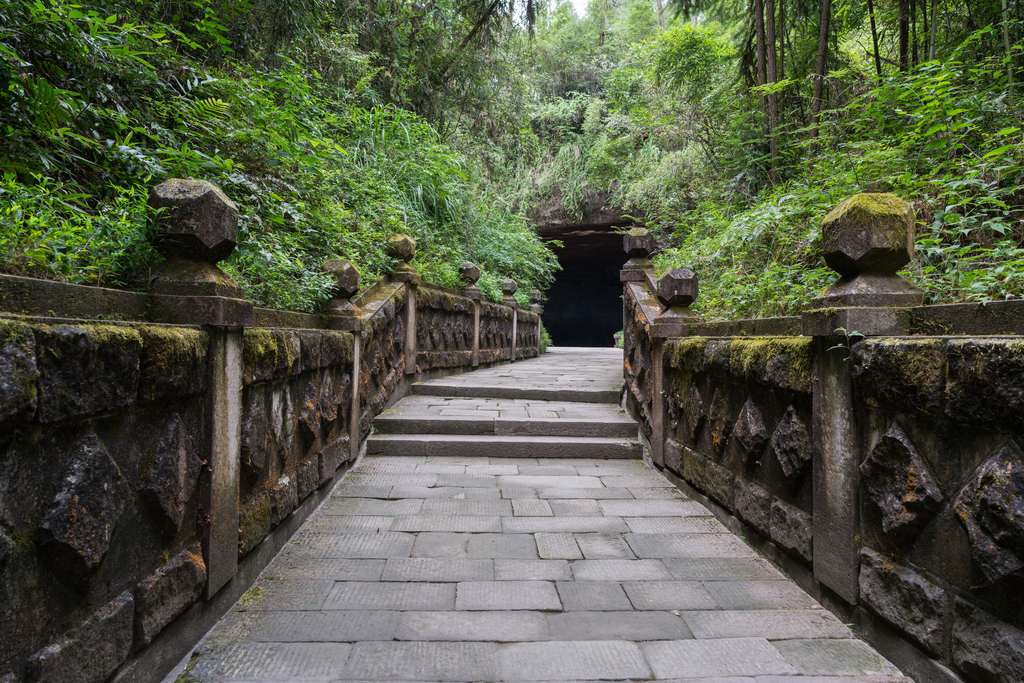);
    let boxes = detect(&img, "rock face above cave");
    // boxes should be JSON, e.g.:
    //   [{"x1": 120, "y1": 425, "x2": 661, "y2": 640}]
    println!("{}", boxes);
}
[{"x1": 529, "y1": 189, "x2": 633, "y2": 237}]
